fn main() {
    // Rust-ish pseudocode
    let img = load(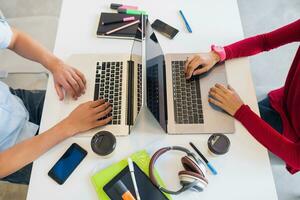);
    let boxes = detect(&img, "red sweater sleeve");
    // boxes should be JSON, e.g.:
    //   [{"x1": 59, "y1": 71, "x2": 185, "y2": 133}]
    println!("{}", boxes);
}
[
  {"x1": 224, "y1": 19, "x2": 300, "y2": 59},
  {"x1": 234, "y1": 105, "x2": 300, "y2": 171}
]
